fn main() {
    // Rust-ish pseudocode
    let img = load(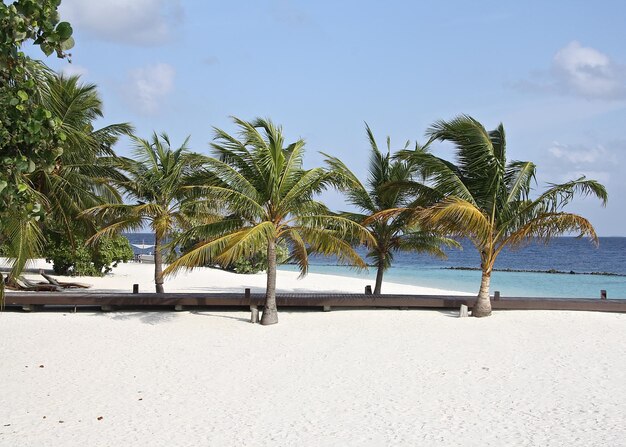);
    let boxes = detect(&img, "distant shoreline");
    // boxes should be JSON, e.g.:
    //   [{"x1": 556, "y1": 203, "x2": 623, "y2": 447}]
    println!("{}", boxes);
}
[{"x1": 445, "y1": 266, "x2": 626, "y2": 277}]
